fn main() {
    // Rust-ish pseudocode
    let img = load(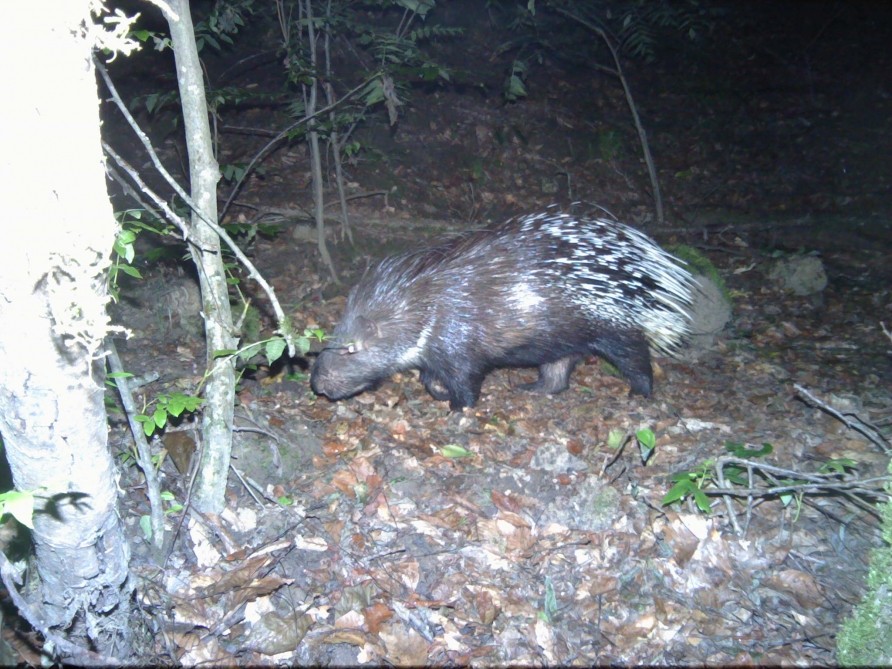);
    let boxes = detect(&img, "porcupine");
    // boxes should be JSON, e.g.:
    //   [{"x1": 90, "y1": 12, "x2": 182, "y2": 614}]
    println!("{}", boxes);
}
[{"x1": 311, "y1": 209, "x2": 695, "y2": 411}]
